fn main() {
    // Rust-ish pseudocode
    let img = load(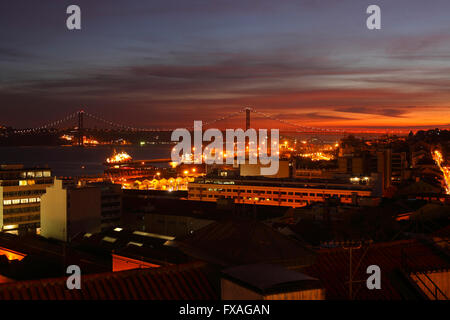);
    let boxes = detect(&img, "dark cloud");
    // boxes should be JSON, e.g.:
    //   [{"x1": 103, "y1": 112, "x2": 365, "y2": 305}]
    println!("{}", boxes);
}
[
  {"x1": 0, "y1": 47, "x2": 35, "y2": 60},
  {"x1": 2, "y1": 0, "x2": 450, "y2": 130},
  {"x1": 270, "y1": 112, "x2": 354, "y2": 121},
  {"x1": 334, "y1": 106, "x2": 409, "y2": 117}
]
